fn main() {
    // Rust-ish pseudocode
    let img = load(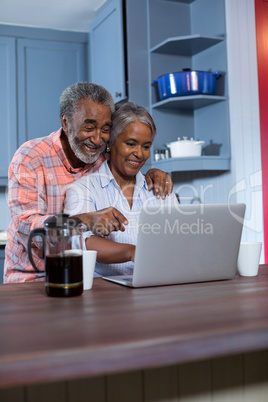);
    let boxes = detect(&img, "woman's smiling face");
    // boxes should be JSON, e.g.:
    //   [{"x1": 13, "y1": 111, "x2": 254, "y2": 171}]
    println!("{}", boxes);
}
[{"x1": 109, "y1": 121, "x2": 152, "y2": 182}]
